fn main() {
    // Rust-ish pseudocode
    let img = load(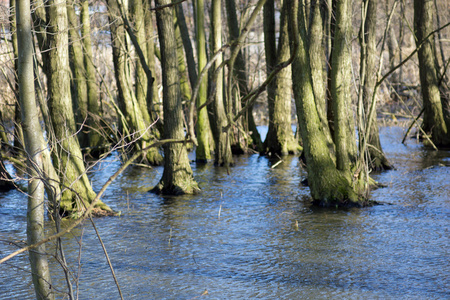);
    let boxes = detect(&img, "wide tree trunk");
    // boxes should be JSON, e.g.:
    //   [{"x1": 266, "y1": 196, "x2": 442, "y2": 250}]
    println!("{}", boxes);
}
[
  {"x1": 289, "y1": 0, "x2": 365, "y2": 207},
  {"x1": 152, "y1": 0, "x2": 199, "y2": 195},
  {"x1": 210, "y1": 0, "x2": 233, "y2": 166},
  {"x1": 17, "y1": 0, "x2": 54, "y2": 297},
  {"x1": 330, "y1": 0, "x2": 357, "y2": 172},
  {"x1": 46, "y1": 0, "x2": 111, "y2": 216},
  {"x1": 360, "y1": 0, "x2": 392, "y2": 170},
  {"x1": 263, "y1": 0, "x2": 298, "y2": 156},
  {"x1": 414, "y1": 0, "x2": 449, "y2": 147}
]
